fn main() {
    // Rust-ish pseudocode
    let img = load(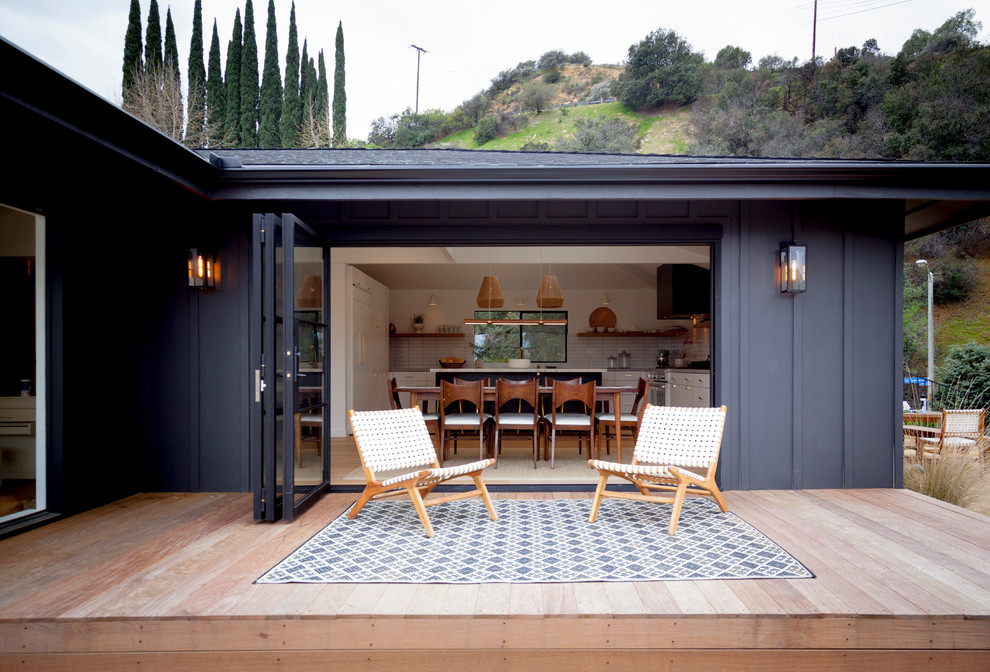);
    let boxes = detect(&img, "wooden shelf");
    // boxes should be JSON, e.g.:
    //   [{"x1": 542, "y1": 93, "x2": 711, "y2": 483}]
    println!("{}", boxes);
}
[
  {"x1": 390, "y1": 333, "x2": 466, "y2": 338},
  {"x1": 577, "y1": 331, "x2": 681, "y2": 338}
]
